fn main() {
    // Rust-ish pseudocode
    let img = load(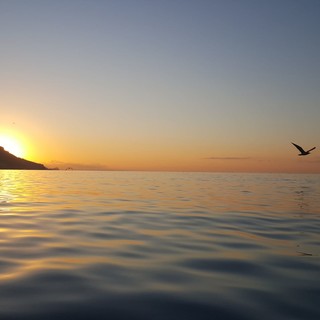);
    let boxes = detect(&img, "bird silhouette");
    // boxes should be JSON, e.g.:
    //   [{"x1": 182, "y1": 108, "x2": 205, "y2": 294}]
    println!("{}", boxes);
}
[{"x1": 291, "y1": 142, "x2": 316, "y2": 156}]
